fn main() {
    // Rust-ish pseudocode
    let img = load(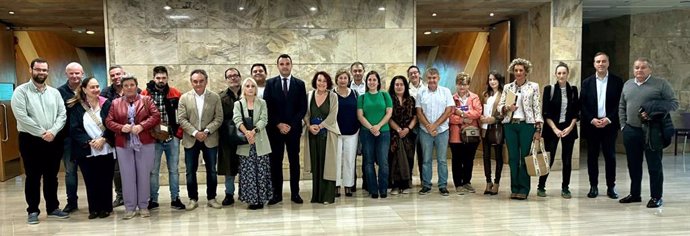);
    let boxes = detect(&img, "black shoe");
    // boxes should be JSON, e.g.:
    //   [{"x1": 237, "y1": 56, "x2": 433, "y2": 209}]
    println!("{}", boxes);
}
[
  {"x1": 440, "y1": 188, "x2": 450, "y2": 196},
  {"x1": 646, "y1": 198, "x2": 663, "y2": 208},
  {"x1": 171, "y1": 197, "x2": 186, "y2": 210},
  {"x1": 291, "y1": 195, "x2": 304, "y2": 204},
  {"x1": 112, "y1": 197, "x2": 124, "y2": 208},
  {"x1": 268, "y1": 198, "x2": 282, "y2": 205},
  {"x1": 371, "y1": 194, "x2": 379, "y2": 199},
  {"x1": 345, "y1": 187, "x2": 353, "y2": 197},
  {"x1": 147, "y1": 201, "x2": 159, "y2": 210},
  {"x1": 222, "y1": 195, "x2": 235, "y2": 206},
  {"x1": 248, "y1": 204, "x2": 262, "y2": 210},
  {"x1": 98, "y1": 211, "x2": 111, "y2": 218},
  {"x1": 62, "y1": 203, "x2": 78, "y2": 213},
  {"x1": 380, "y1": 194, "x2": 387, "y2": 199},
  {"x1": 88, "y1": 212, "x2": 98, "y2": 219},
  {"x1": 587, "y1": 186, "x2": 599, "y2": 198},
  {"x1": 607, "y1": 187, "x2": 619, "y2": 199},
  {"x1": 419, "y1": 187, "x2": 432, "y2": 195},
  {"x1": 335, "y1": 187, "x2": 341, "y2": 198},
  {"x1": 619, "y1": 195, "x2": 642, "y2": 203}
]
